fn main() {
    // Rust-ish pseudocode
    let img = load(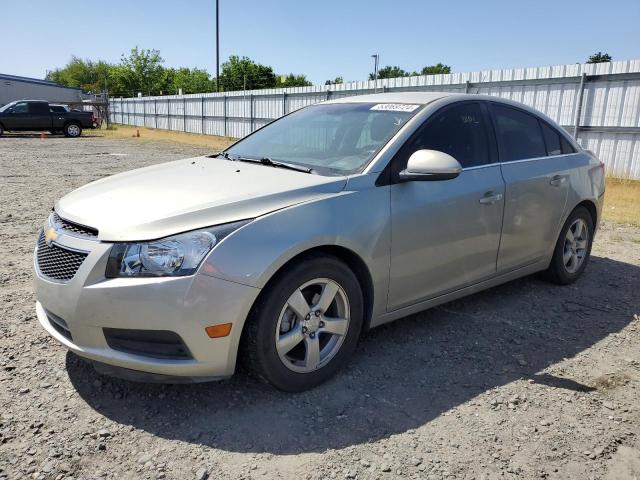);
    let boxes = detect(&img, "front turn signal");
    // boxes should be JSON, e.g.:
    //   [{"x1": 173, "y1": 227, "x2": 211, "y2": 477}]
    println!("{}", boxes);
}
[{"x1": 205, "y1": 323, "x2": 232, "y2": 338}]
